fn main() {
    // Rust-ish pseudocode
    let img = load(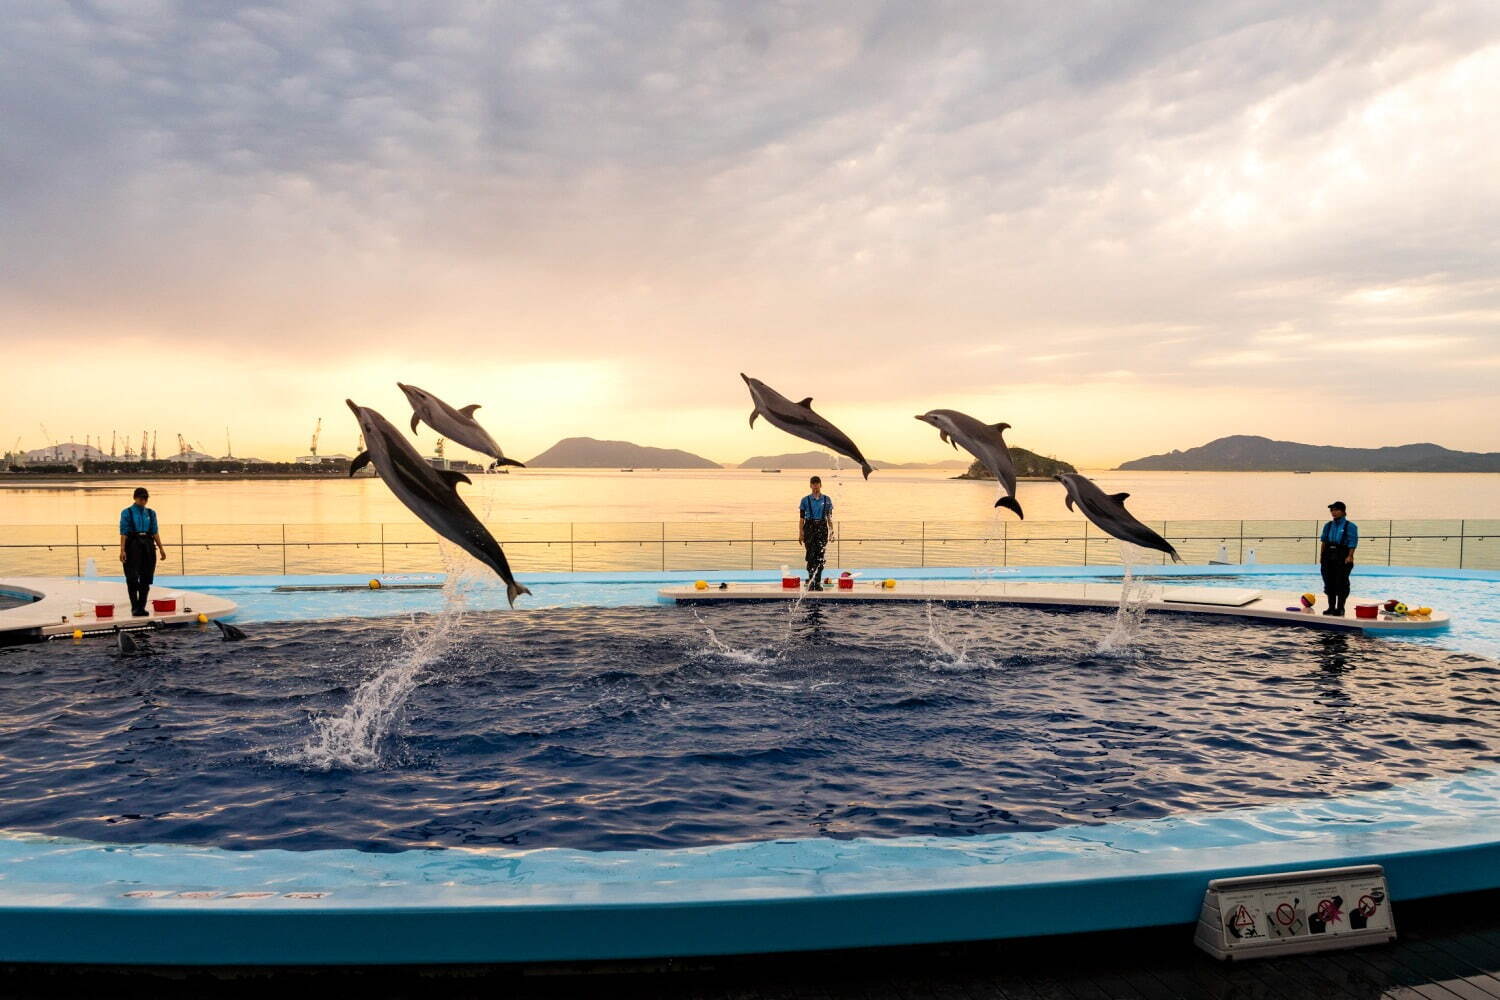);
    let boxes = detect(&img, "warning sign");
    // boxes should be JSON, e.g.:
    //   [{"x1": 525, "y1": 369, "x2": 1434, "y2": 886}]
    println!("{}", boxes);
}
[
  {"x1": 1219, "y1": 890, "x2": 1267, "y2": 945},
  {"x1": 1303, "y1": 883, "x2": 1347, "y2": 936},
  {"x1": 1342, "y1": 877, "x2": 1391, "y2": 933},
  {"x1": 1259, "y1": 888, "x2": 1306, "y2": 939}
]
